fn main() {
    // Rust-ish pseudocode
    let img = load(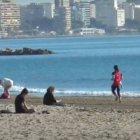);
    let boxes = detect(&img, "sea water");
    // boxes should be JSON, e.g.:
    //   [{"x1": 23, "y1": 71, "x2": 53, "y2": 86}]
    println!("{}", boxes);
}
[{"x1": 0, "y1": 35, "x2": 140, "y2": 97}]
